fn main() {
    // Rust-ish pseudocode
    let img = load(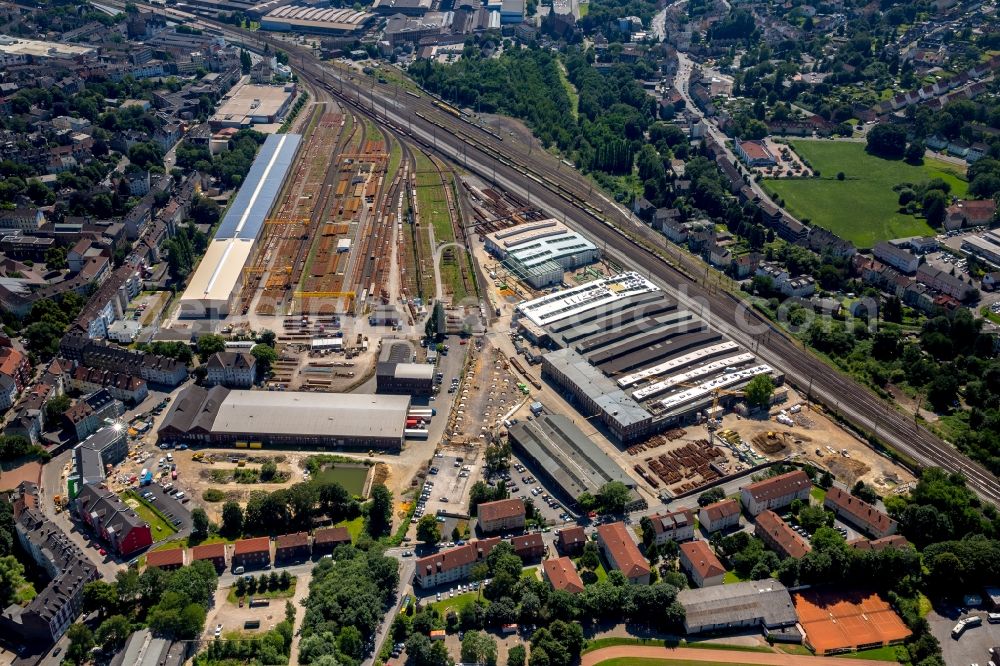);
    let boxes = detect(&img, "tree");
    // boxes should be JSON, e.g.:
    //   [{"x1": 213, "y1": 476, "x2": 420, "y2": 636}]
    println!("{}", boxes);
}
[
  {"x1": 851, "y1": 480, "x2": 879, "y2": 505},
  {"x1": 44, "y1": 393, "x2": 71, "y2": 423},
  {"x1": 461, "y1": 630, "x2": 498, "y2": 666},
  {"x1": 508, "y1": 643, "x2": 527, "y2": 666},
  {"x1": 66, "y1": 623, "x2": 95, "y2": 664},
  {"x1": 221, "y1": 501, "x2": 243, "y2": 537},
  {"x1": 84, "y1": 580, "x2": 119, "y2": 617},
  {"x1": 744, "y1": 374, "x2": 775, "y2": 408},
  {"x1": 197, "y1": 334, "x2": 226, "y2": 362},
  {"x1": 260, "y1": 459, "x2": 278, "y2": 482},
  {"x1": 191, "y1": 508, "x2": 209, "y2": 540},
  {"x1": 367, "y1": 484, "x2": 393, "y2": 537},
  {"x1": 596, "y1": 481, "x2": 631, "y2": 514},
  {"x1": 44, "y1": 245, "x2": 67, "y2": 269},
  {"x1": 697, "y1": 487, "x2": 725, "y2": 506},
  {"x1": 579, "y1": 541, "x2": 600, "y2": 571},
  {"x1": 484, "y1": 440, "x2": 512, "y2": 474},
  {"x1": 96, "y1": 614, "x2": 132, "y2": 651},
  {"x1": 866, "y1": 124, "x2": 907, "y2": 159},
  {"x1": 257, "y1": 329, "x2": 277, "y2": 347},
  {"x1": 798, "y1": 504, "x2": 832, "y2": 533},
  {"x1": 250, "y1": 343, "x2": 277, "y2": 379},
  {"x1": 416, "y1": 515, "x2": 441, "y2": 544},
  {"x1": 923, "y1": 189, "x2": 947, "y2": 227},
  {"x1": 0, "y1": 556, "x2": 31, "y2": 607},
  {"x1": 904, "y1": 141, "x2": 925, "y2": 164}
]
